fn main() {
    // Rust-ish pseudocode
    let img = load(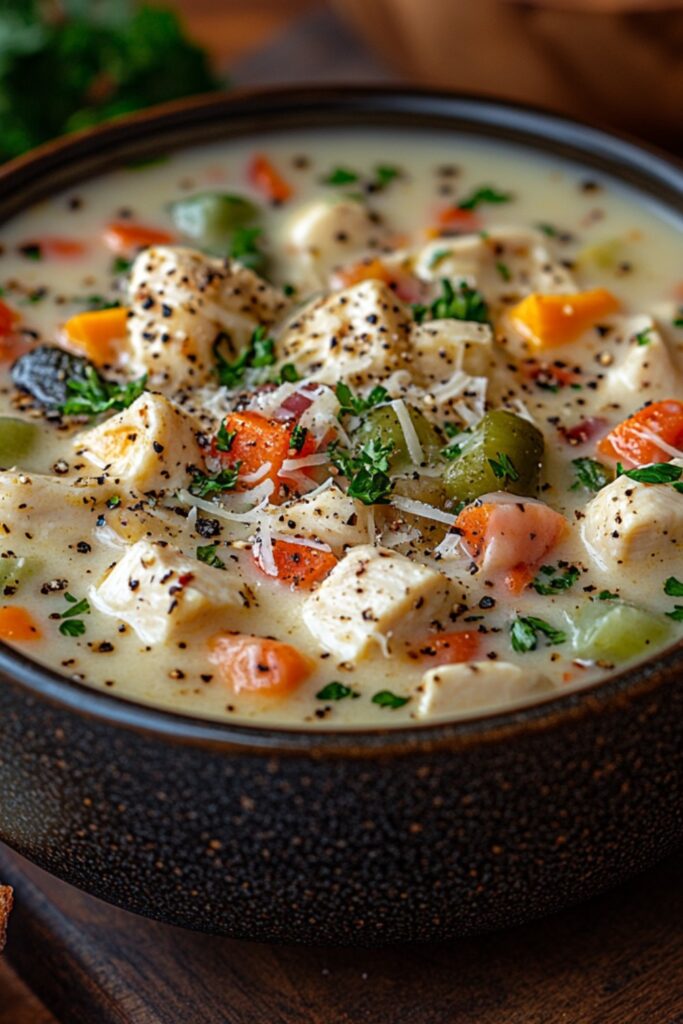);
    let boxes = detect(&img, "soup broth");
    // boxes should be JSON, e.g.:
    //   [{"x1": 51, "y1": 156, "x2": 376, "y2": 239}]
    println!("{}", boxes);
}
[{"x1": 0, "y1": 128, "x2": 681, "y2": 727}]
